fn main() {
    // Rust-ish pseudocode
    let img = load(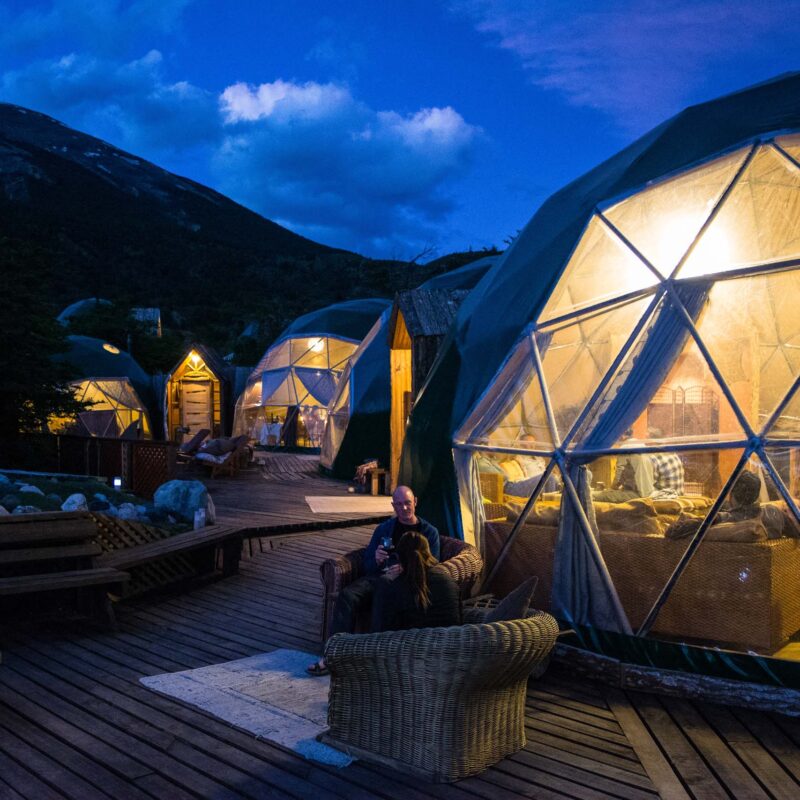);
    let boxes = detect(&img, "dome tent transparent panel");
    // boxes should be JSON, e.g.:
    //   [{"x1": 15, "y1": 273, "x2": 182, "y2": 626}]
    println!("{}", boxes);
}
[
  {"x1": 587, "y1": 447, "x2": 742, "y2": 633},
  {"x1": 653, "y1": 452, "x2": 800, "y2": 656},
  {"x1": 454, "y1": 125, "x2": 800, "y2": 664},
  {"x1": 603, "y1": 148, "x2": 748, "y2": 276},
  {"x1": 538, "y1": 215, "x2": 658, "y2": 324},
  {"x1": 457, "y1": 295, "x2": 652, "y2": 452},
  {"x1": 697, "y1": 271, "x2": 800, "y2": 437},
  {"x1": 679, "y1": 145, "x2": 800, "y2": 279},
  {"x1": 571, "y1": 294, "x2": 747, "y2": 451},
  {"x1": 476, "y1": 450, "x2": 564, "y2": 603}
]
